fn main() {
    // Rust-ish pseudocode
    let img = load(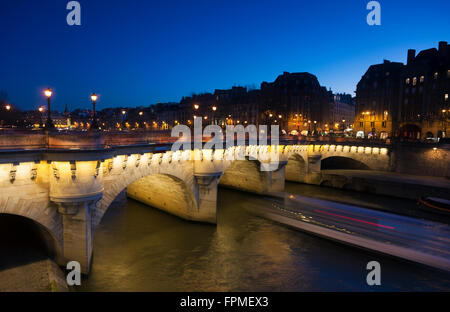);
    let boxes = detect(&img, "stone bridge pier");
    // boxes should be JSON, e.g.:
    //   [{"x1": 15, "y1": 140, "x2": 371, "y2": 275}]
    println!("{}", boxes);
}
[{"x1": 49, "y1": 160, "x2": 104, "y2": 274}]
